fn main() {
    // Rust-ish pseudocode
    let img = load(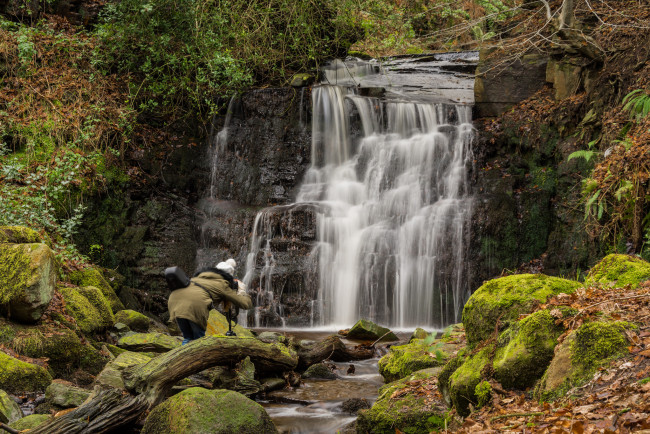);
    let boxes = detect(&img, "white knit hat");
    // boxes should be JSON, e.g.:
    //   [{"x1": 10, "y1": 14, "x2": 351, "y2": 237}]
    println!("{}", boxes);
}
[{"x1": 216, "y1": 258, "x2": 236, "y2": 276}]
